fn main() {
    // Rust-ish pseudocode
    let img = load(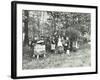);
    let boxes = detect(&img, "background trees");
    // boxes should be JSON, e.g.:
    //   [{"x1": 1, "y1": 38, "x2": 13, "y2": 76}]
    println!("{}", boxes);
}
[
  {"x1": 23, "y1": 10, "x2": 29, "y2": 46},
  {"x1": 22, "y1": 10, "x2": 91, "y2": 46}
]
